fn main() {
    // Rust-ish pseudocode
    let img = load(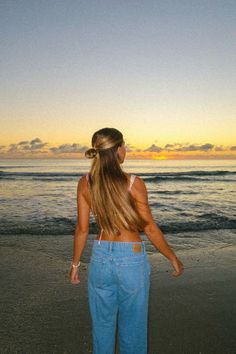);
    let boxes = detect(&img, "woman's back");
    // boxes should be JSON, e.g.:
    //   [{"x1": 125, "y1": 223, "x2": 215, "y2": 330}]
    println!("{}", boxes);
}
[{"x1": 85, "y1": 173, "x2": 143, "y2": 242}]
